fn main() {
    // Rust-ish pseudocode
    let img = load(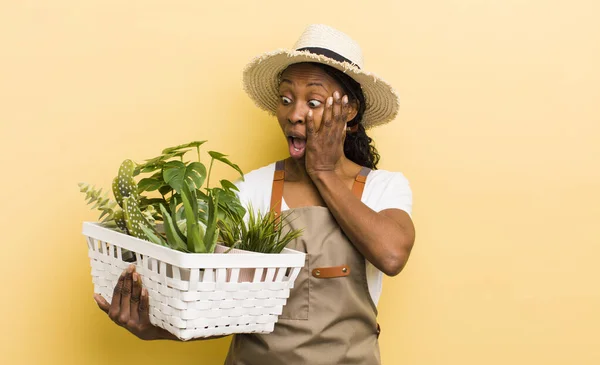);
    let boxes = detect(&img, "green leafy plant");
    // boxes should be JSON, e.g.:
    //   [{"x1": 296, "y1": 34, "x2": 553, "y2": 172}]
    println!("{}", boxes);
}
[
  {"x1": 80, "y1": 141, "x2": 246, "y2": 253},
  {"x1": 218, "y1": 204, "x2": 304, "y2": 254}
]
